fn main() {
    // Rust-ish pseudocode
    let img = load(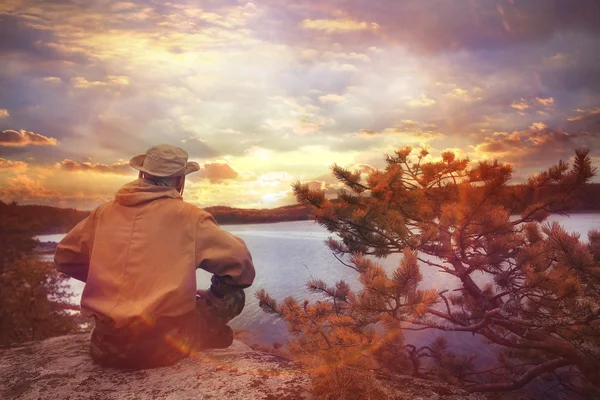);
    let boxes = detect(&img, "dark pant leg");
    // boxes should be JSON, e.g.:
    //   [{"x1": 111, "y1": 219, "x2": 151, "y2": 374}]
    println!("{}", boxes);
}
[
  {"x1": 190, "y1": 289, "x2": 245, "y2": 348},
  {"x1": 89, "y1": 291, "x2": 246, "y2": 368},
  {"x1": 90, "y1": 326, "x2": 187, "y2": 369}
]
